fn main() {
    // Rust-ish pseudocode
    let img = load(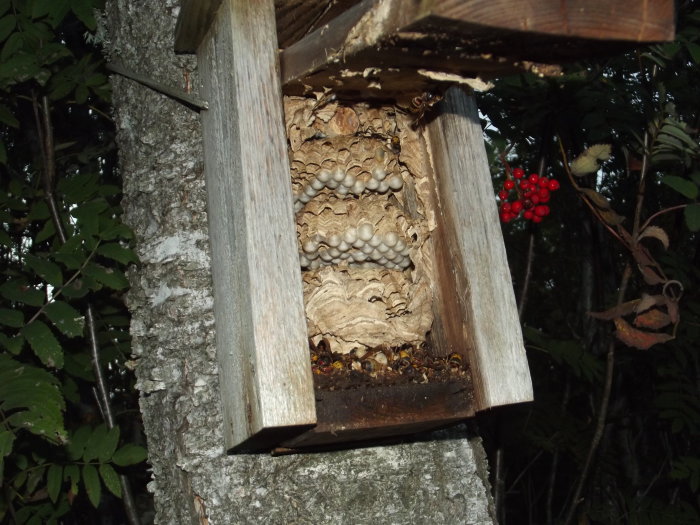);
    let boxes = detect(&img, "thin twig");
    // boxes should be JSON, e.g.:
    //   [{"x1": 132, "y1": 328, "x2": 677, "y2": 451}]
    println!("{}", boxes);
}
[
  {"x1": 36, "y1": 96, "x2": 141, "y2": 525},
  {"x1": 562, "y1": 264, "x2": 631, "y2": 525},
  {"x1": 557, "y1": 138, "x2": 626, "y2": 246},
  {"x1": 639, "y1": 204, "x2": 687, "y2": 233},
  {"x1": 25, "y1": 243, "x2": 101, "y2": 326},
  {"x1": 518, "y1": 232, "x2": 535, "y2": 320}
]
